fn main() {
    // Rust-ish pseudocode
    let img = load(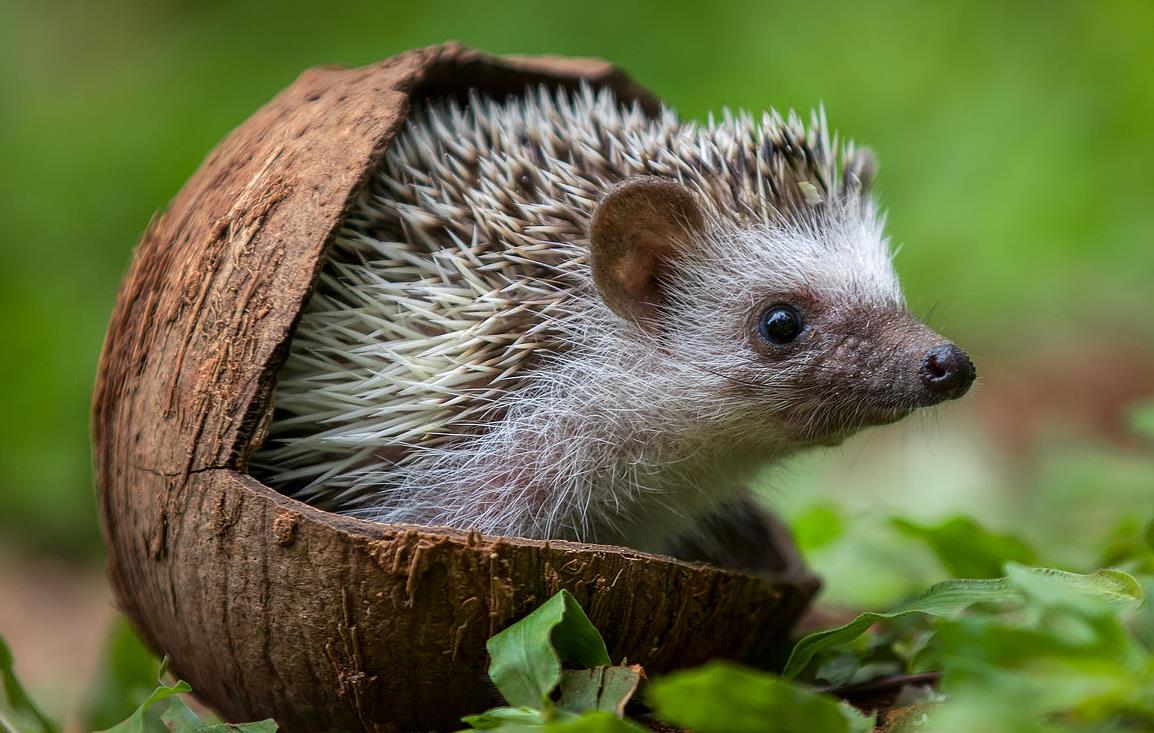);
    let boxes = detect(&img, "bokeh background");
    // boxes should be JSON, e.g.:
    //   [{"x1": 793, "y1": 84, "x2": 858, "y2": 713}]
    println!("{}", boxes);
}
[{"x1": 2, "y1": 0, "x2": 1152, "y2": 725}]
